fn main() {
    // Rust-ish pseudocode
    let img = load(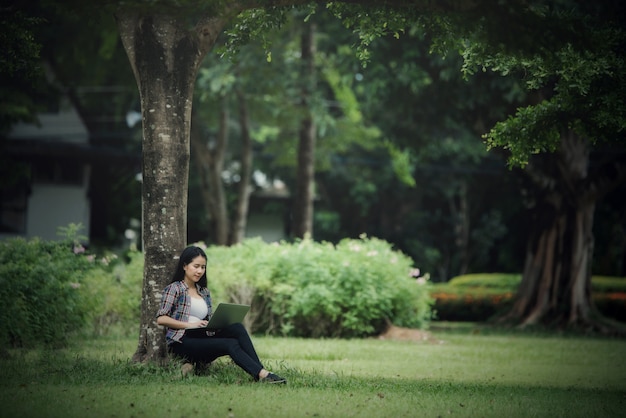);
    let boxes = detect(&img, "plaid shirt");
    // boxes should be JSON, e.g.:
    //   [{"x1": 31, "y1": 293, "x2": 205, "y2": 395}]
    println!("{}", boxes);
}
[{"x1": 156, "y1": 280, "x2": 212, "y2": 344}]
